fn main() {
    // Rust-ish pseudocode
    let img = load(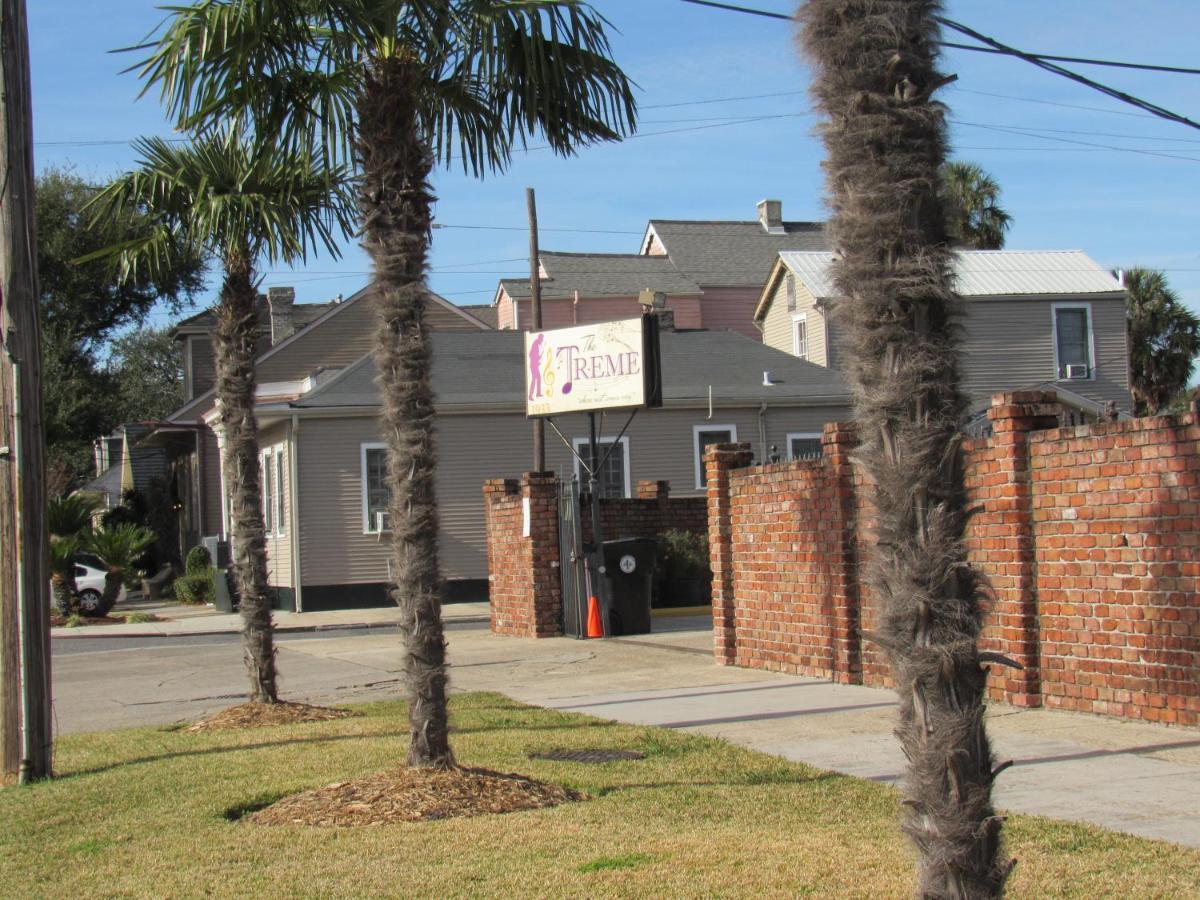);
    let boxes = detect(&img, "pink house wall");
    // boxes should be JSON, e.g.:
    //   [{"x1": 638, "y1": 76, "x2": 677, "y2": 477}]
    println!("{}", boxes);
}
[{"x1": 698, "y1": 286, "x2": 764, "y2": 340}]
